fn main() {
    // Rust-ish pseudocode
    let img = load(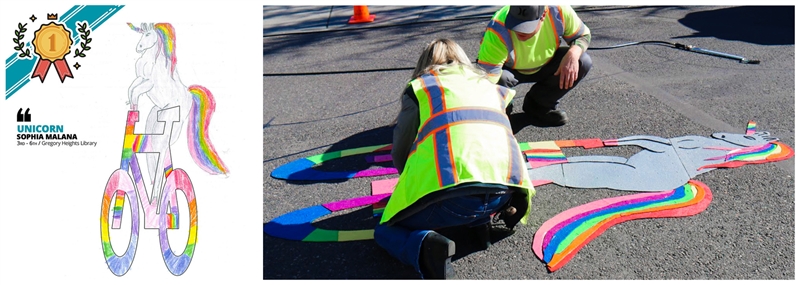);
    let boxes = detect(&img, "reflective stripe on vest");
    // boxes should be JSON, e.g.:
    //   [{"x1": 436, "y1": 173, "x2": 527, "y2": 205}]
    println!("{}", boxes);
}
[
  {"x1": 420, "y1": 73, "x2": 446, "y2": 114},
  {"x1": 548, "y1": 6, "x2": 565, "y2": 45},
  {"x1": 497, "y1": 85, "x2": 510, "y2": 110},
  {"x1": 477, "y1": 59, "x2": 503, "y2": 77},
  {"x1": 489, "y1": 6, "x2": 568, "y2": 71},
  {"x1": 487, "y1": 19, "x2": 516, "y2": 68},
  {"x1": 505, "y1": 130, "x2": 524, "y2": 185},
  {"x1": 411, "y1": 73, "x2": 525, "y2": 187}
]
